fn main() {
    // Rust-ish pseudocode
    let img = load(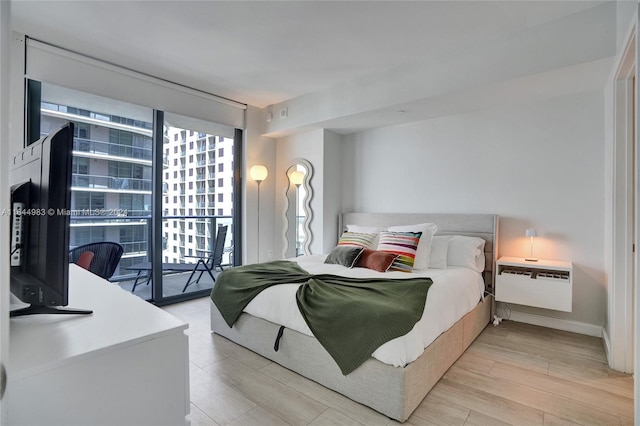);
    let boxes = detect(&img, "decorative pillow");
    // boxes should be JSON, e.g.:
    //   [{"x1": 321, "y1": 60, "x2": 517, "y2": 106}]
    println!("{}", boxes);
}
[
  {"x1": 337, "y1": 231, "x2": 377, "y2": 249},
  {"x1": 428, "y1": 236, "x2": 449, "y2": 269},
  {"x1": 376, "y1": 231, "x2": 422, "y2": 272},
  {"x1": 324, "y1": 246, "x2": 364, "y2": 268},
  {"x1": 346, "y1": 224, "x2": 384, "y2": 247},
  {"x1": 388, "y1": 223, "x2": 438, "y2": 270},
  {"x1": 447, "y1": 235, "x2": 486, "y2": 272},
  {"x1": 355, "y1": 249, "x2": 398, "y2": 272}
]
